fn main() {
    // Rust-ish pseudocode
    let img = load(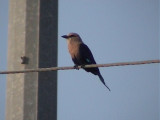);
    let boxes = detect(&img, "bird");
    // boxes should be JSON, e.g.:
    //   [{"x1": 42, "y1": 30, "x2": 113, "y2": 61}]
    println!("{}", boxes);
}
[{"x1": 61, "y1": 33, "x2": 110, "y2": 91}]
